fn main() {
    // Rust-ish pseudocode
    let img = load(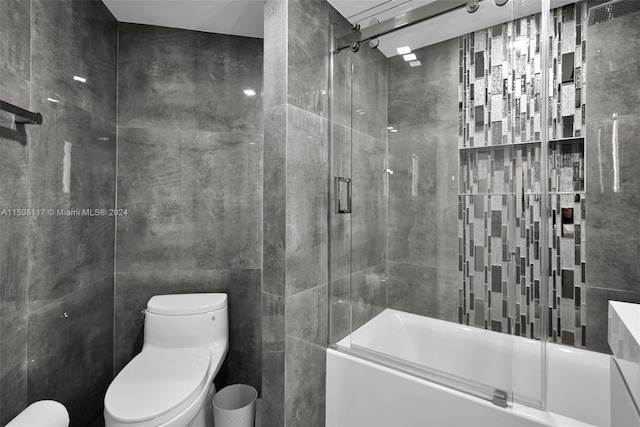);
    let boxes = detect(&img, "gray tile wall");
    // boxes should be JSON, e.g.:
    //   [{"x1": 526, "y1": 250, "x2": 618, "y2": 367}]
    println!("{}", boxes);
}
[
  {"x1": 585, "y1": 9, "x2": 640, "y2": 353},
  {"x1": 0, "y1": 0, "x2": 117, "y2": 425},
  {"x1": 115, "y1": 23, "x2": 264, "y2": 391},
  {"x1": 387, "y1": 38, "x2": 460, "y2": 323},
  {"x1": 263, "y1": 0, "x2": 330, "y2": 424}
]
